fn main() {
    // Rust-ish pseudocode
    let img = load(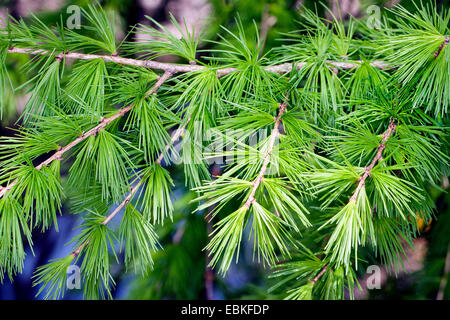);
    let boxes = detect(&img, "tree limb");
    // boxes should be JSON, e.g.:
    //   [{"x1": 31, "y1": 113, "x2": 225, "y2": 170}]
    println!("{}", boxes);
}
[
  {"x1": 243, "y1": 100, "x2": 287, "y2": 210},
  {"x1": 312, "y1": 264, "x2": 329, "y2": 284},
  {"x1": 349, "y1": 118, "x2": 397, "y2": 202}
]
